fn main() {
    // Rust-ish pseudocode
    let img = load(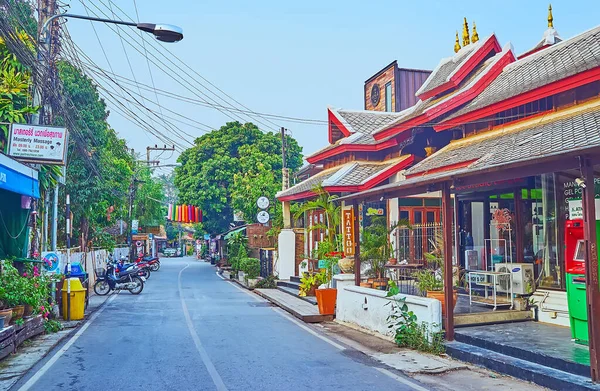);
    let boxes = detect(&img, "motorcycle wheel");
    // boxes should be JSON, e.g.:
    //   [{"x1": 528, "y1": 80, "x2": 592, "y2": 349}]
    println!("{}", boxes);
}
[
  {"x1": 94, "y1": 280, "x2": 111, "y2": 296},
  {"x1": 128, "y1": 276, "x2": 144, "y2": 295},
  {"x1": 151, "y1": 261, "x2": 160, "y2": 272},
  {"x1": 138, "y1": 268, "x2": 150, "y2": 279}
]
